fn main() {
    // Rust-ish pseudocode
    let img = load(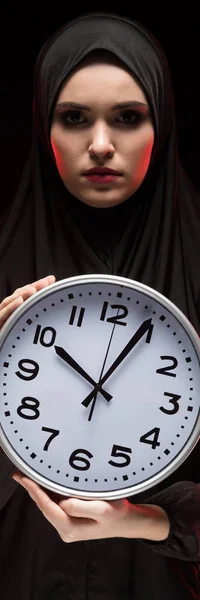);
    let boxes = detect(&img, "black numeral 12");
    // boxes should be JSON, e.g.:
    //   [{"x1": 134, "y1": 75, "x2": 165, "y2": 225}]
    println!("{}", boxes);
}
[{"x1": 100, "y1": 302, "x2": 128, "y2": 326}]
